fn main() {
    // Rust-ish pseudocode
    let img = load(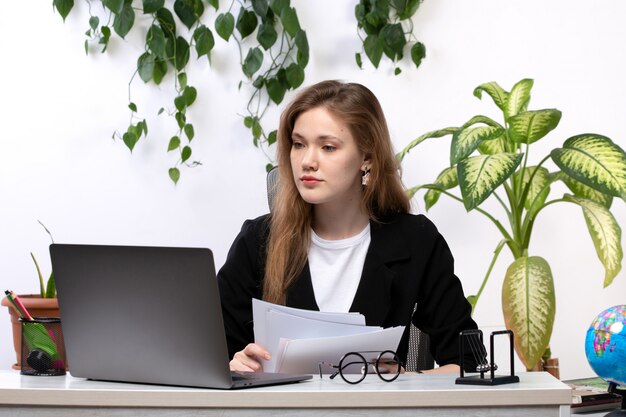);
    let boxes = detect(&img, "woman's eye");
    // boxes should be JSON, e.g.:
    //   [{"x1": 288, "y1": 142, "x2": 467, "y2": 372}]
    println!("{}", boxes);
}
[
  {"x1": 292, "y1": 142, "x2": 304, "y2": 149},
  {"x1": 322, "y1": 145, "x2": 336, "y2": 152}
]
